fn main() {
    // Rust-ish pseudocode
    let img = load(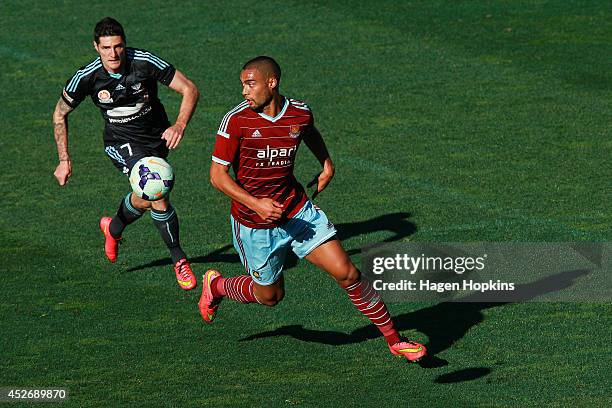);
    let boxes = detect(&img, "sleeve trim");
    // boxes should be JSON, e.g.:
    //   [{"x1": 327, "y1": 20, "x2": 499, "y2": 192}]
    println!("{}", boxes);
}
[{"x1": 212, "y1": 156, "x2": 231, "y2": 166}]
